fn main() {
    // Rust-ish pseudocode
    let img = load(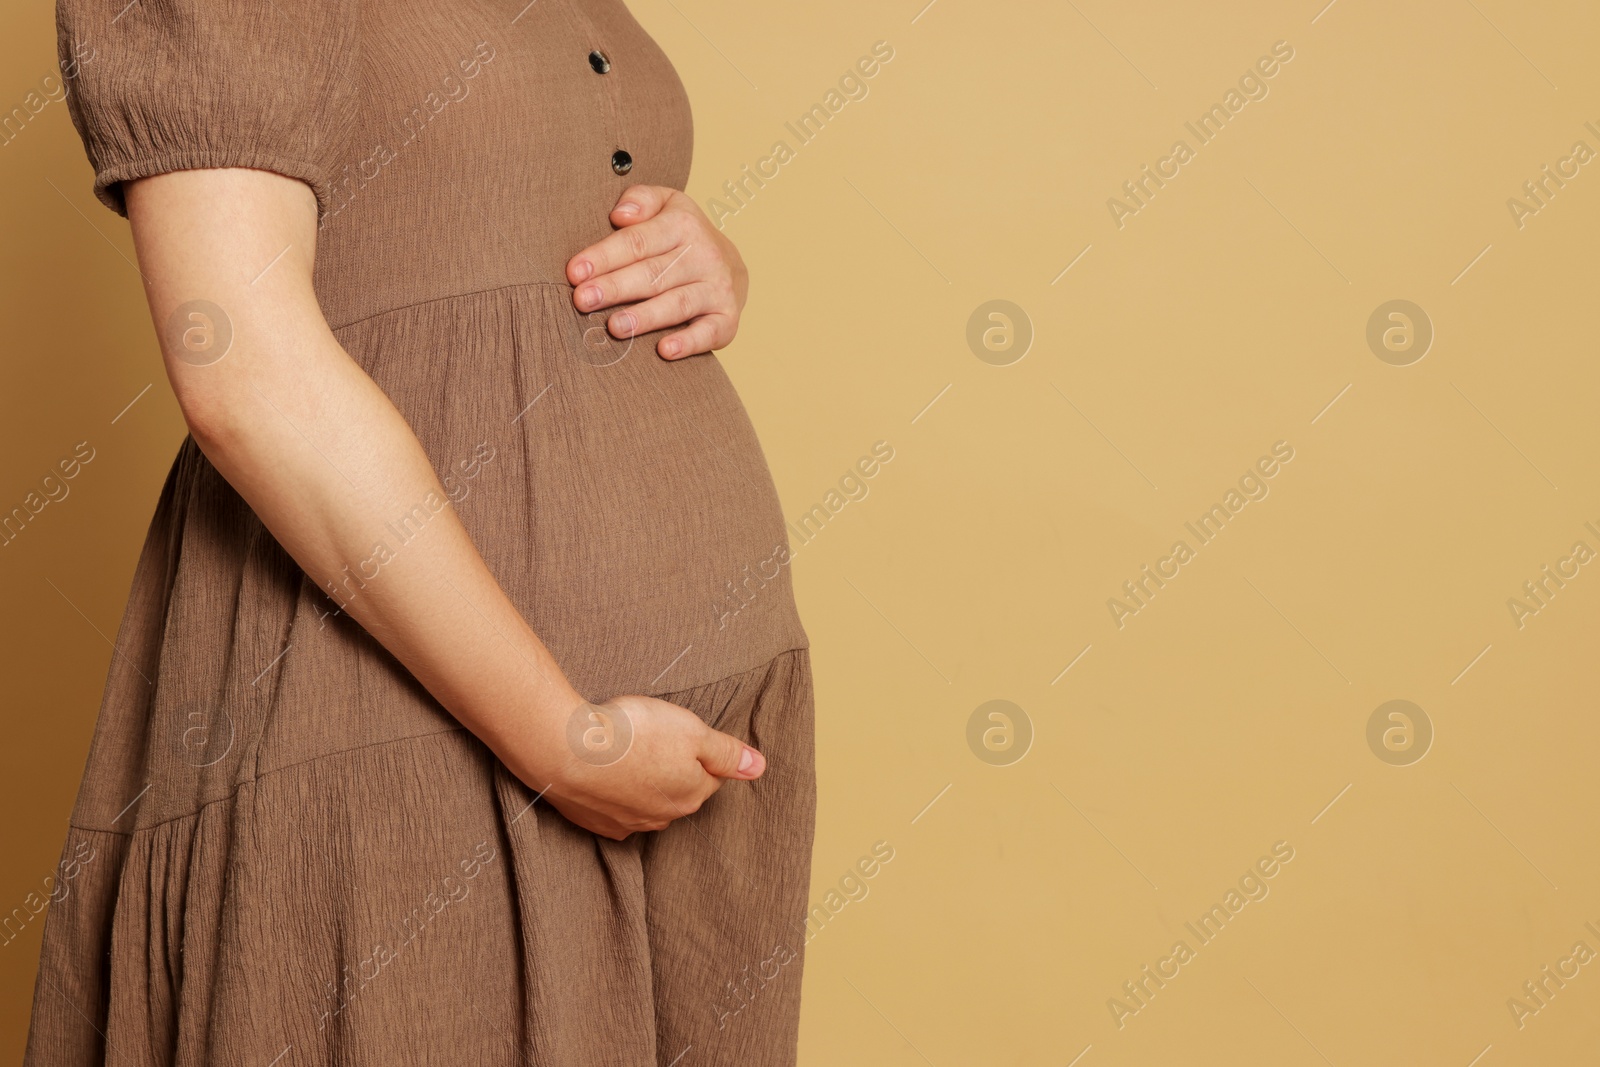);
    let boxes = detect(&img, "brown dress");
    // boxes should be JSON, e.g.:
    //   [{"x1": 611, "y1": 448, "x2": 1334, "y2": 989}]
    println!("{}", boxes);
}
[{"x1": 27, "y1": 1, "x2": 816, "y2": 1063}]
